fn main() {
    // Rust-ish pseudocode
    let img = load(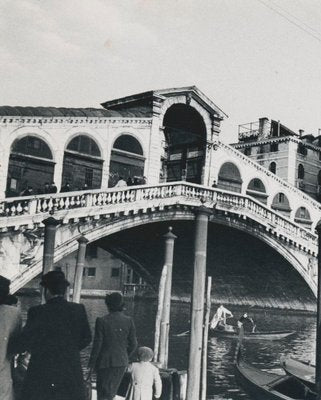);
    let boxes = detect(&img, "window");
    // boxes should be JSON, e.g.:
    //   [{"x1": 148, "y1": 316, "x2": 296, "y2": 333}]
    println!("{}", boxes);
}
[
  {"x1": 298, "y1": 164, "x2": 305, "y2": 179},
  {"x1": 318, "y1": 170, "x2": 321, "y2": 186},
  {"x1": 297, "y1": 143, "x2": 307, "y2": 156},
  {"x1": 85, "y1": 168, "x2": 93, "y2": 188},
  {"x1": 270, "y1": 143, "x2": 278, "y2": 152},
  {"x1": 278, "y1": 193, "x2": 285, "y2": 203},
  {"x1": 87, "y1": 267, "x2": 96, "y2": 277},
  {"x1": 111, "y1": 267, "x2": 120, "y2": 278},
  {"x1": 253, "y1": 178, "x2": 261, "y2": 189},
  {"x1": 269, "y1": 162, "x2": 276, "y2": 174},
  {"x1": 244, "y1": 147, "x2": 252, "y2": 156}
]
